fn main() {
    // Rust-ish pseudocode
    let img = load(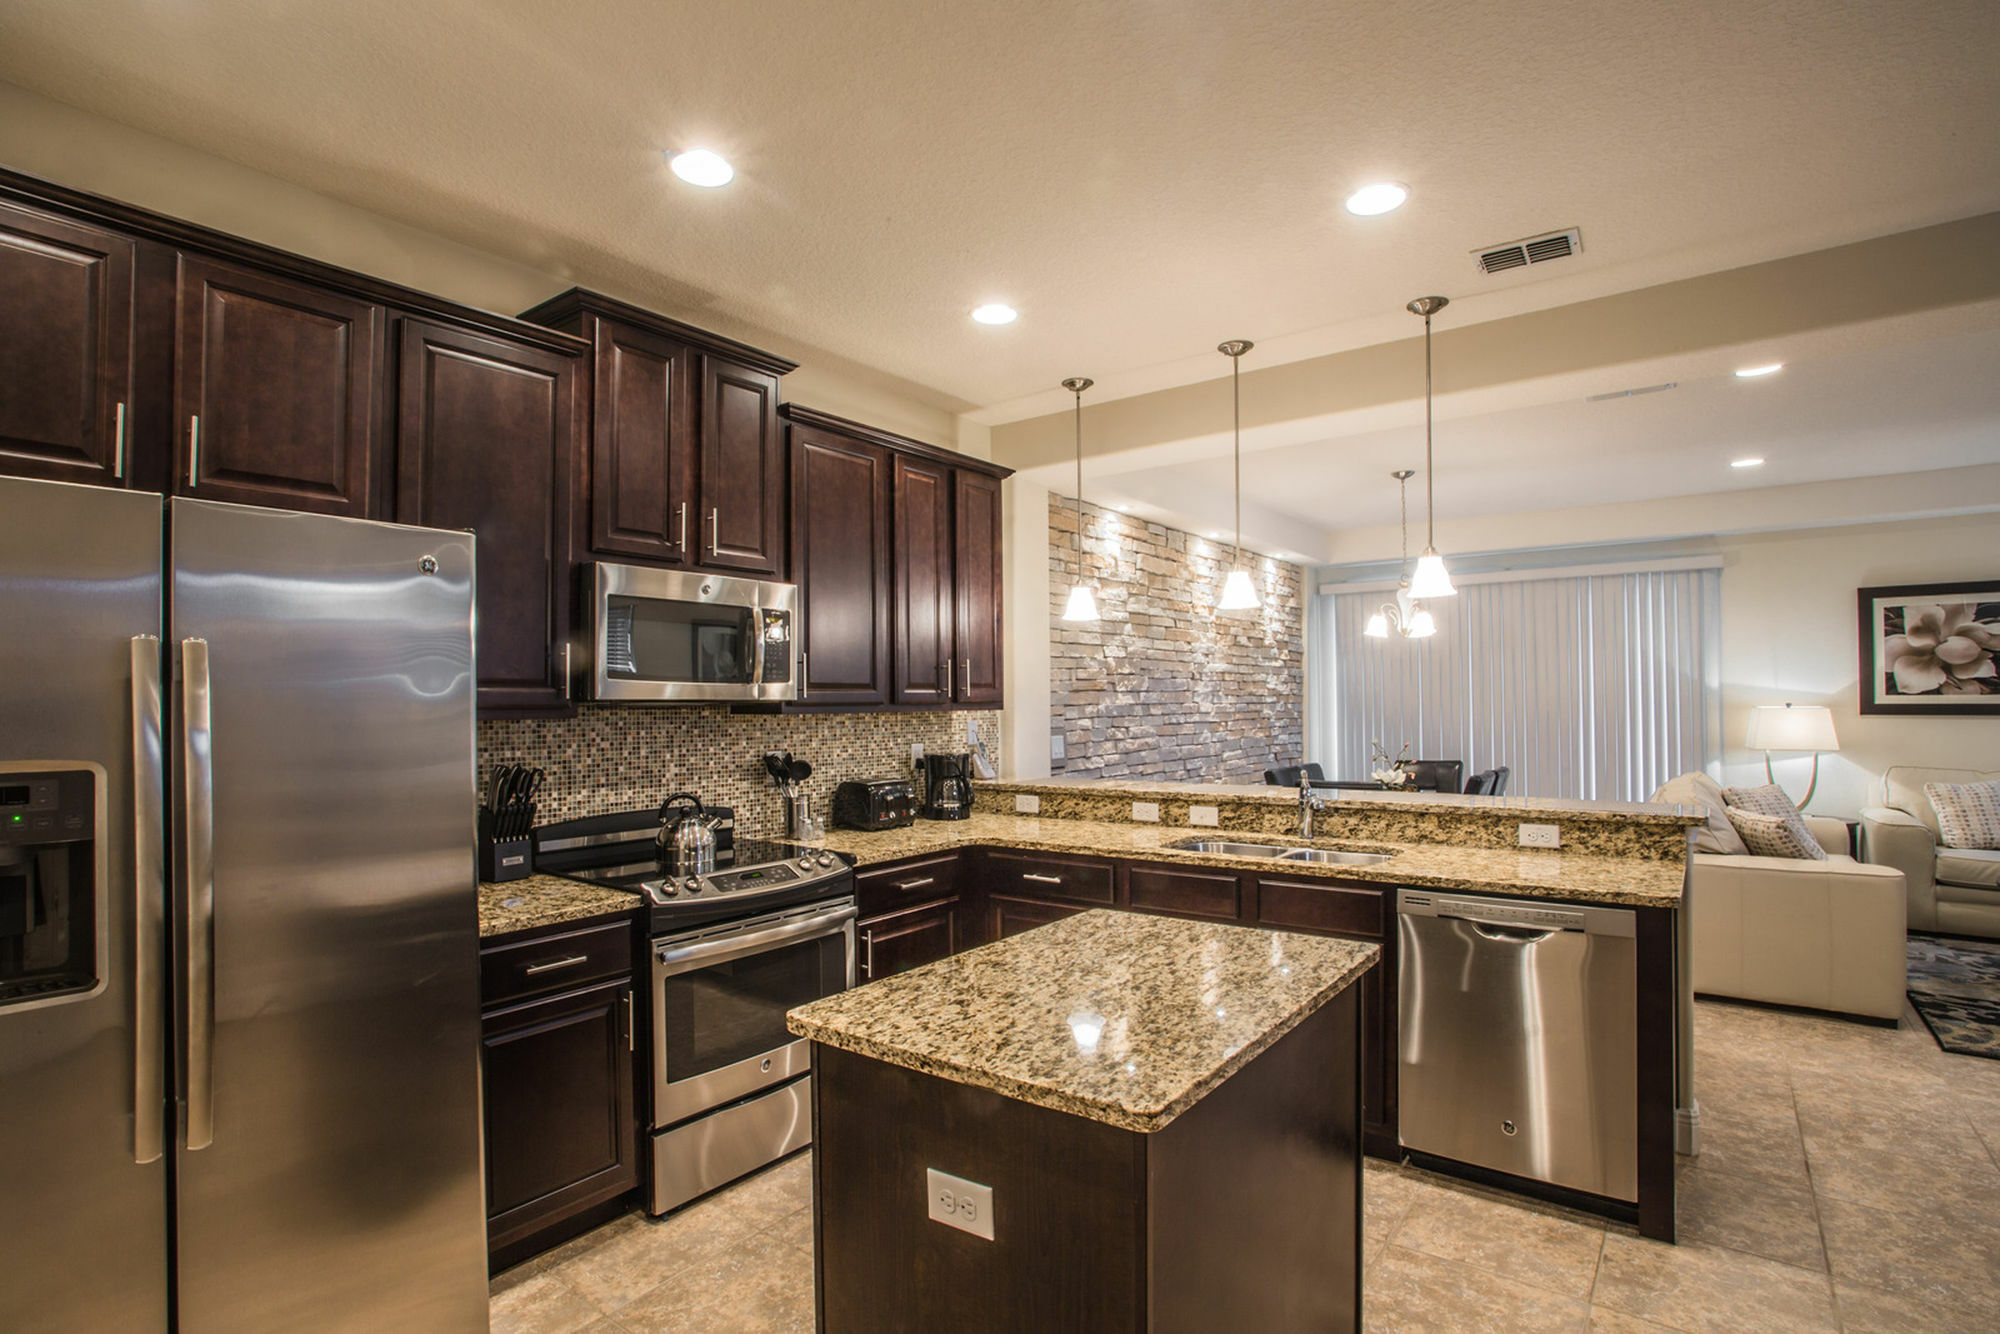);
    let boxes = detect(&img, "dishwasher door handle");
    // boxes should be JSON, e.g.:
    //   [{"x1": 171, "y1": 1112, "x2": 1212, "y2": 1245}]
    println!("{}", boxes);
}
[{"x1": 1464, "y1": 920, "x2": 1561, "y2": 944}]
